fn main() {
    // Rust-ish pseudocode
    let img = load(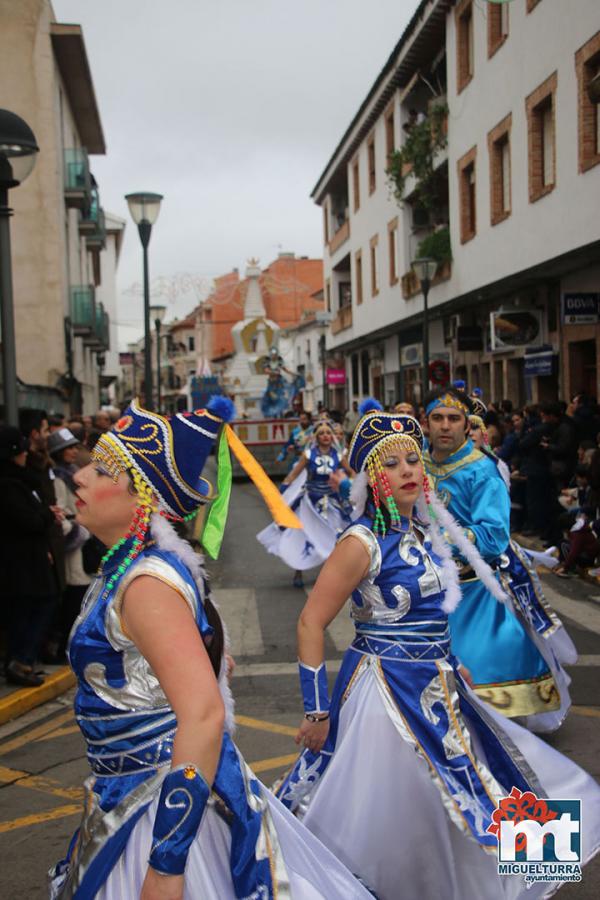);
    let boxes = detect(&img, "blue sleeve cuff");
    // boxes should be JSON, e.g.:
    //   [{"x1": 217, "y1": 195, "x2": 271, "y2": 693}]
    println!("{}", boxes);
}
[
  {"x1": 298, "y1": 660, "x2": 330, "y2": 714},
  {"x1": 149, "y1": 764, "x2": 210, "y2": 876}
]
